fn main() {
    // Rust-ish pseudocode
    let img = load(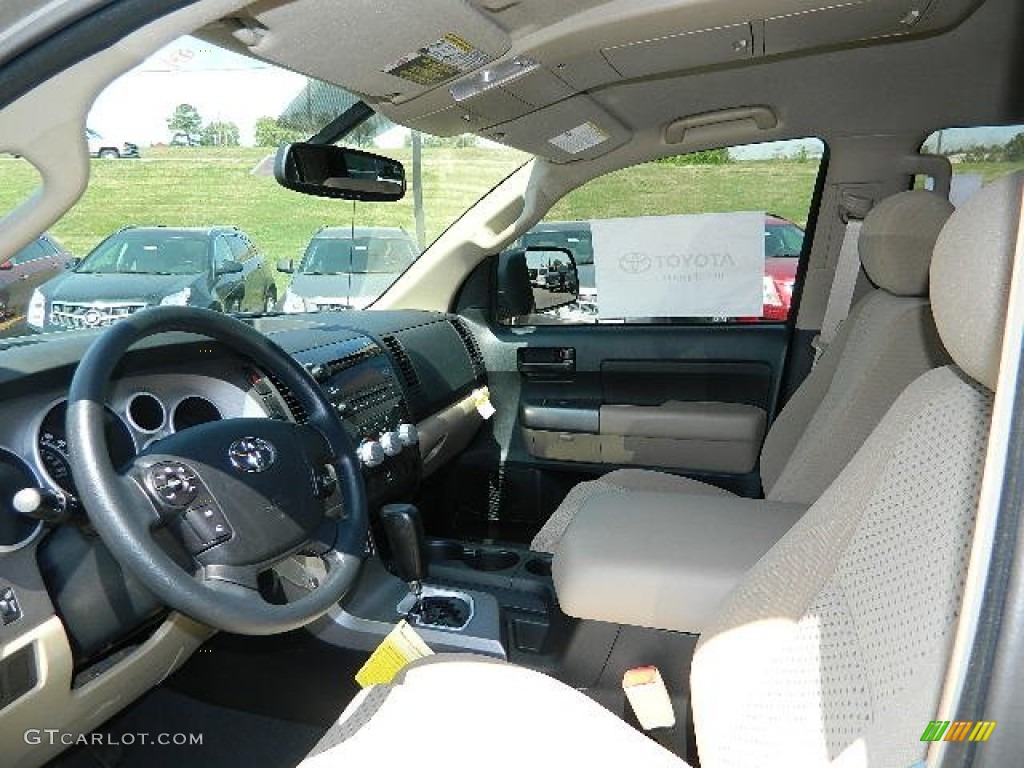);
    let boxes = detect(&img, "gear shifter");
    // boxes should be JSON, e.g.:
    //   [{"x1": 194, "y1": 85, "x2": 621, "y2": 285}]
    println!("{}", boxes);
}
[{"x1": 379, "y1": 503, "x2": 428, "y2": 600}]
